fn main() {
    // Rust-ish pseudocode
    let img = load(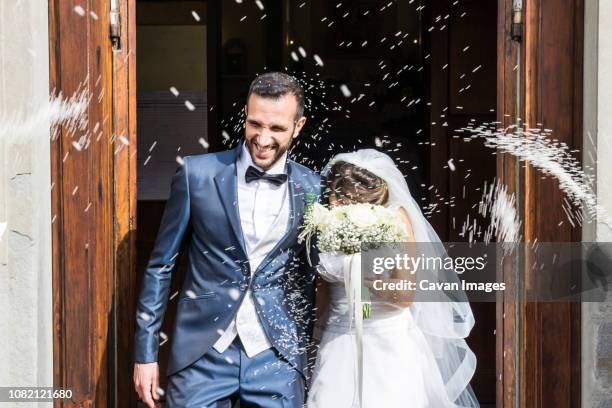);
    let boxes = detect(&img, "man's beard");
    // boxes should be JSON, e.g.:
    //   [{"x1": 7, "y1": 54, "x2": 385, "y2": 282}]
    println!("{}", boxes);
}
[{"x1": 245, "y1": 132, "x2": 294, "y2": 171}]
